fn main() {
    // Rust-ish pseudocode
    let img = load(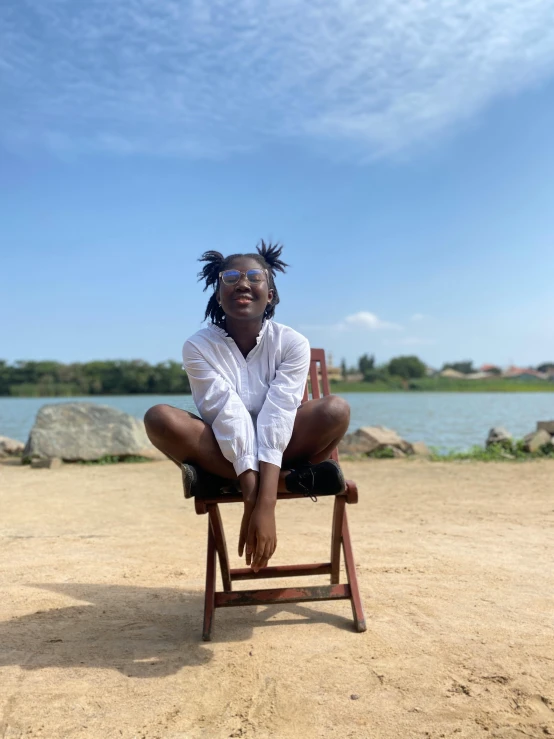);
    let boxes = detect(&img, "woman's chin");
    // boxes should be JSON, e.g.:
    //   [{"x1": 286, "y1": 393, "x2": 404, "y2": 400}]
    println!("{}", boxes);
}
[{"x1": 226, "y1": 306, "x2": 265, "y2": 322}]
